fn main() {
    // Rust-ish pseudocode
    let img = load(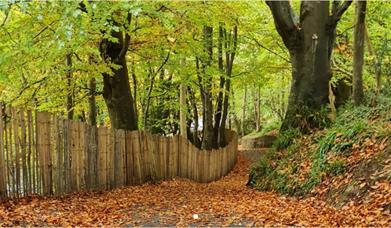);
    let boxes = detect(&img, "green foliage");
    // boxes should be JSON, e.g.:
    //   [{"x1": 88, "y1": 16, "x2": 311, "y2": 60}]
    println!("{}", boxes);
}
[
  {"x1": 249, "y1": 92, "x2": 391, "y2": 196},
  {"x1": 273, "y1": 128, "x2": 301, "y2": 150},
  {"x1": 326, "y1": 159, "x2": 346, "y2": 176},
  {"x1": 243, "y1": 120, "x2": 280, "y2": 139}
]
